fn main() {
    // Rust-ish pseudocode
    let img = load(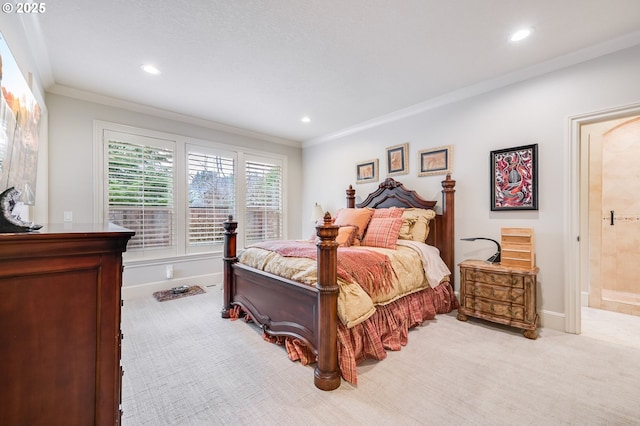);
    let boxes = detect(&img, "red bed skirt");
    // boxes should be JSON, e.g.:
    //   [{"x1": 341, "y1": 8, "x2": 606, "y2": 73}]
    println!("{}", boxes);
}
[{"x1": 263, "y1": 281, "x2": 459, "y2": 385}]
